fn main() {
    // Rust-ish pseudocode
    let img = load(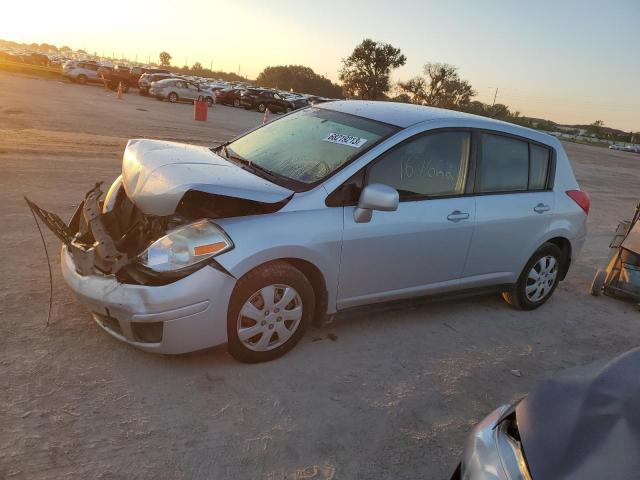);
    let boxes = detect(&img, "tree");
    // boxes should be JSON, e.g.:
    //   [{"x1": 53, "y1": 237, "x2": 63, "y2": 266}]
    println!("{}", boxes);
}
[
  {"x1": 399, "y1": 62, "x2": 475, "y2": 109},
  {"x1": 339, "y1": 39, "x2": 406, "y2": 100},
  {"x1": 40, "y1": 43, "x2": 58, "y2": 53},
  {"x1": 159, "y1": 51, "x2": 172, "y2": 67},
  {"x1": 256, "y1": 65, "x2": 343, "y2": 98},
  {"x1": 192, "y1": 61, "x2": 203, "y2": 73},
  {"x1": 587, "y1": 120, "x2": 605, "y2": 138},
  {"x1": 60, "y1": 45, "x2": 71, "y2": 52}
]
